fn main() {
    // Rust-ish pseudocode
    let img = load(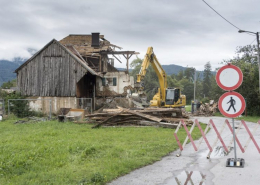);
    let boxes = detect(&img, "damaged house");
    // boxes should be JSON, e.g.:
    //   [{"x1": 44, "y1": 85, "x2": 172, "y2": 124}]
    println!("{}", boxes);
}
[{"x1": 15, "y1": 33, "x2": 139, "y2": 113}]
